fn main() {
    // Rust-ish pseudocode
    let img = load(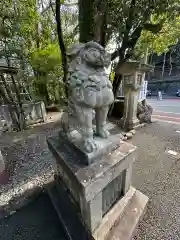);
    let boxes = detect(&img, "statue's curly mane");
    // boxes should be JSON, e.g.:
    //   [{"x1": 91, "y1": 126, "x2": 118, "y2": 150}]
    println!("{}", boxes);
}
[{"x1": 59, "y1": 41, "x2": 114, "y2": 154}]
